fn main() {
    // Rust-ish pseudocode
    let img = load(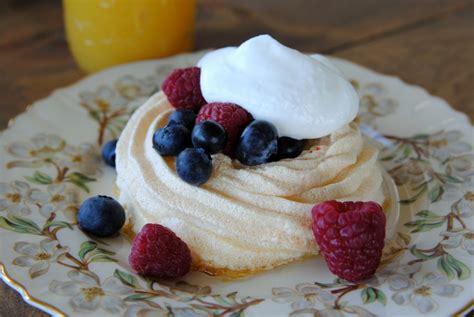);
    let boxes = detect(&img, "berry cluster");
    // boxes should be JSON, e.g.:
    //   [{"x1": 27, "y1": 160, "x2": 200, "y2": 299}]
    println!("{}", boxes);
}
[
  {"x1": 77, "y1": 195, "x2": 192, "y2": 279},
  {"x1": 158, "y1": 67, "x2": 307, "y2": 186},
  {"x1": 152, "y1": 108, "x2": 227, "y2": 185}
]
